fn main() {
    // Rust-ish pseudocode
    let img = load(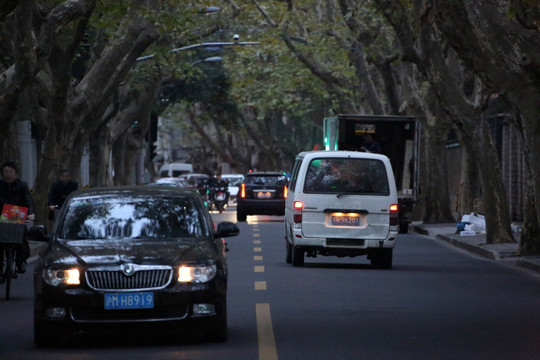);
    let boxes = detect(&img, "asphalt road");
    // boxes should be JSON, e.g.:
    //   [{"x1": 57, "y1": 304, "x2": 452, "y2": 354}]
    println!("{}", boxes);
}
[{"x1": 1, "y1": 208, "x2": 540, "y2": 360}]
